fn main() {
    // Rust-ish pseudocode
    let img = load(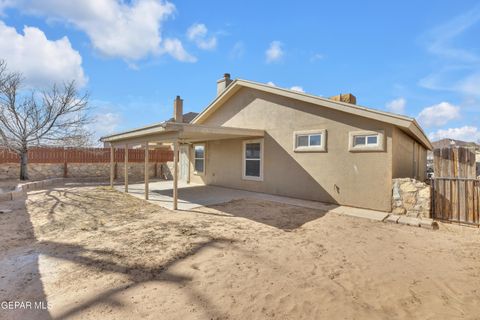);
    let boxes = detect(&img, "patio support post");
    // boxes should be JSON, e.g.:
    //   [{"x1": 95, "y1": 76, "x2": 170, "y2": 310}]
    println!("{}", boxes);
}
[
  {"x1": 110, "y1": 145, "x2": 114, "y2": 188},
  {"x1": 144, "y1": 141, "x2": 149, "y2": 200},
  {"x1": 124, "y1": 144, "x2": 128, "y2": 193},
  {"x1": 173, "y1": 140, "x2": 179, "y2": 210}
]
